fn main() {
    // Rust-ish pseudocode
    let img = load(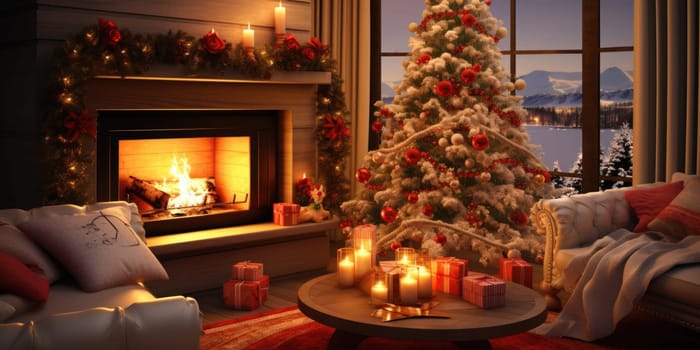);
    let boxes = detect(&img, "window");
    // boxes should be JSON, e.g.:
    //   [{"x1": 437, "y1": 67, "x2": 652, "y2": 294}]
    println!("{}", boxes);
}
[{"x1": 372, "y1": 0, "x2": 634, "y2": 193}]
